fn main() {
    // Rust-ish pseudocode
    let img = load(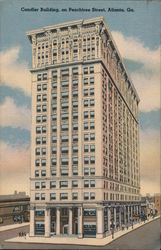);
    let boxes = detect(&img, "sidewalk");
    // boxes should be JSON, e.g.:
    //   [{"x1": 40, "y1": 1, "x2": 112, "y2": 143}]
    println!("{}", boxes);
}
[
  {"x1": 0, "y1": 222, "x2": 29, "y2": 232},
  {"x1": 6, "y1": 216, "x2": 160, "y2": 246}
]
